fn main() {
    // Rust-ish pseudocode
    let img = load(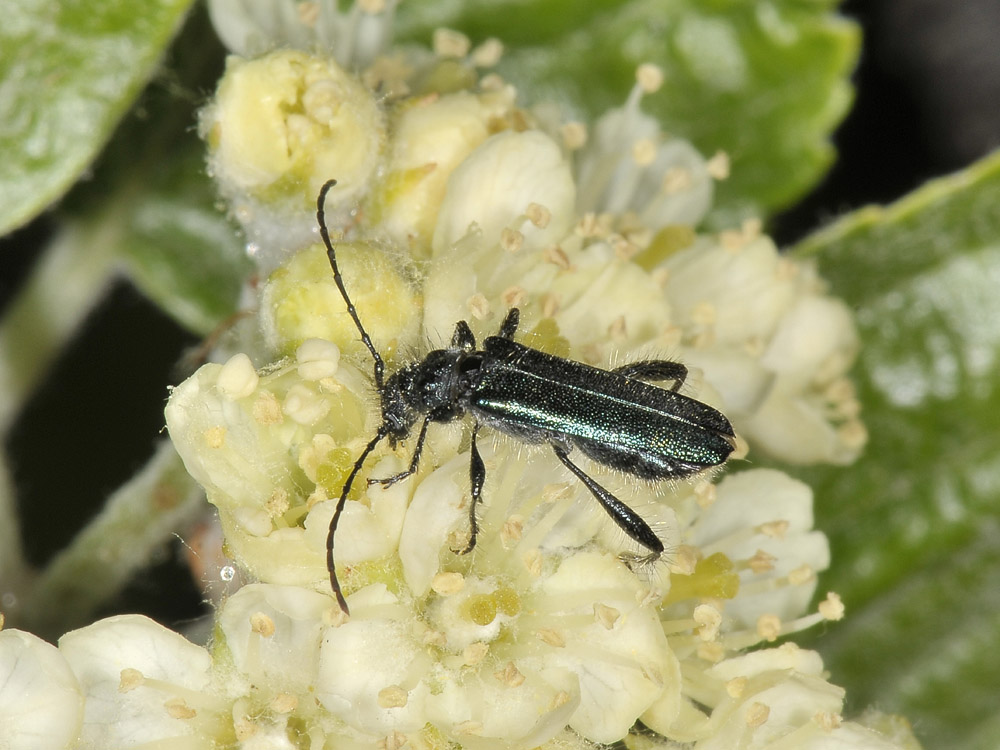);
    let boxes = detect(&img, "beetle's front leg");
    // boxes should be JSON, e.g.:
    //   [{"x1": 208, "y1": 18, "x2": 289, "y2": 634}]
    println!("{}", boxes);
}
[
  {"x1": 614, "y1": 360, "x2": 688, "y2": 391},
  {"x1": 368, "y1": 416, "x2": 430, "y2": 487},
  {"x1": 456, "y1": 423, "x2": 485, "y2": 555}
]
